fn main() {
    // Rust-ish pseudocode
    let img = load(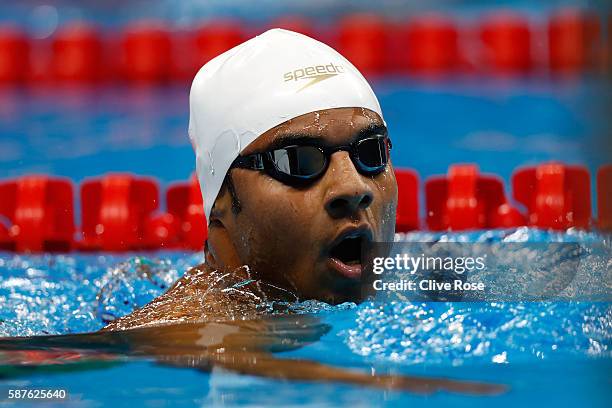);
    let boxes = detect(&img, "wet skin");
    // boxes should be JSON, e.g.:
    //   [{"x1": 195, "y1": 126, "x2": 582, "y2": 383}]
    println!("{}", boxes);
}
[{"x1": 206, "y1": 107, "x2": 398, "y2": 304}]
